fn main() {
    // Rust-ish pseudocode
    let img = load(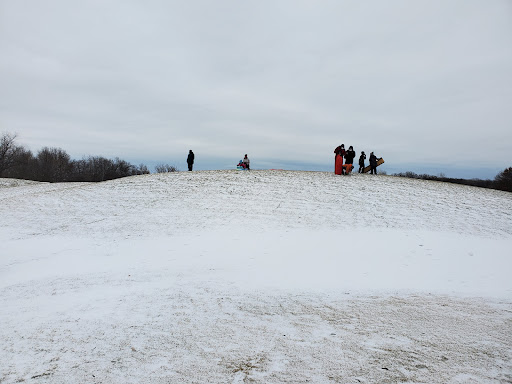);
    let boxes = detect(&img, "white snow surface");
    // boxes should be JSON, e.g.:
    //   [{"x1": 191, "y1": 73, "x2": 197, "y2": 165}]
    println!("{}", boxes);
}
[{"x1": 1, "y1": 170, "x2": 511, "y2": 383}]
